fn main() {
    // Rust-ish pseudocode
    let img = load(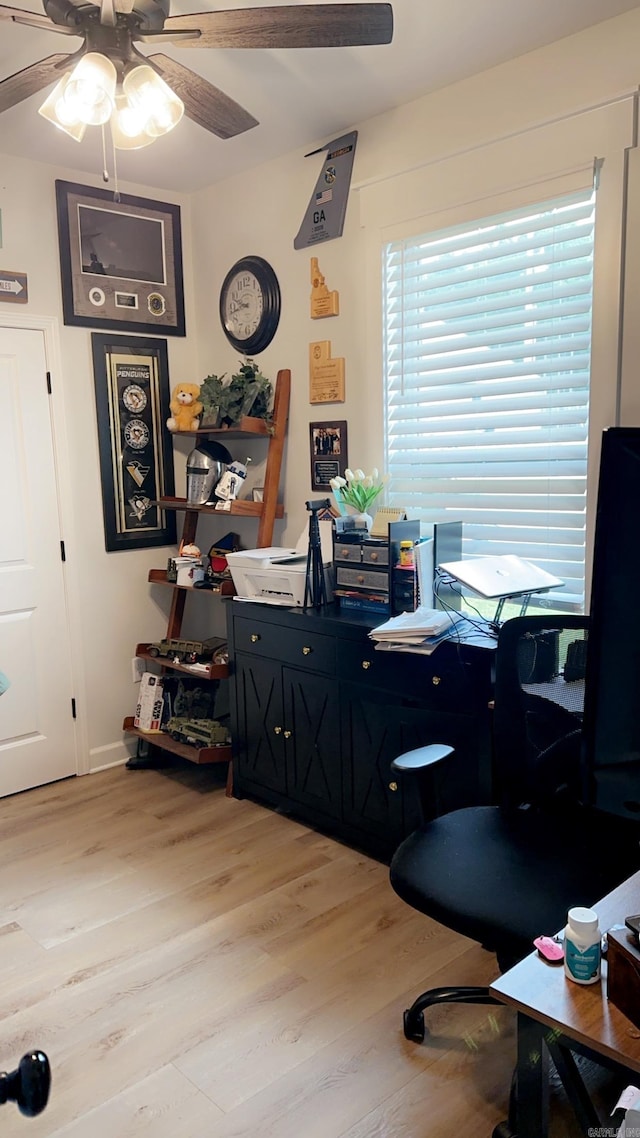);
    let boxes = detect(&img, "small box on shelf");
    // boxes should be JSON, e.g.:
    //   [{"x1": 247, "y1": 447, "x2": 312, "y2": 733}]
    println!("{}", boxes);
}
[{"x1": 134, "y1": 673, "x2": 164, "y2": 731}]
